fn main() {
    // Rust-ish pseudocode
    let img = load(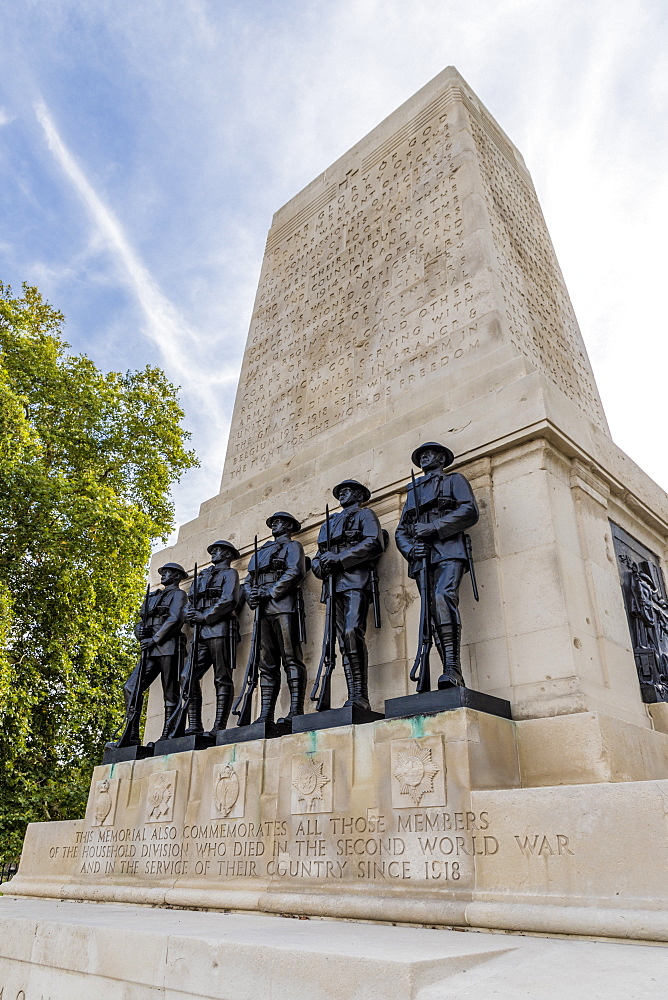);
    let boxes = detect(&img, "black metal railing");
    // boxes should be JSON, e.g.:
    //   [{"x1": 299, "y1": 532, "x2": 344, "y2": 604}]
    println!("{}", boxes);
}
[{"x1": 0, "y1": 859, "x2": 18, "y2": 884}]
